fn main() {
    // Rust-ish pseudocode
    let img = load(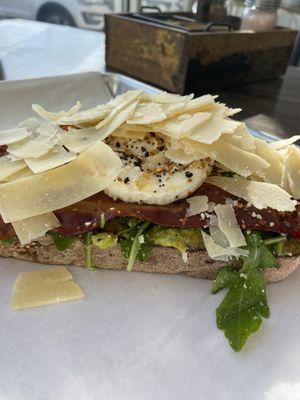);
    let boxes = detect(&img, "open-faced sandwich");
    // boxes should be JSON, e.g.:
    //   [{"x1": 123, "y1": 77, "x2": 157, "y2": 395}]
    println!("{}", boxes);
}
[{"x1": 0, "y1": 90, "x2": 299, "y2": 351}]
